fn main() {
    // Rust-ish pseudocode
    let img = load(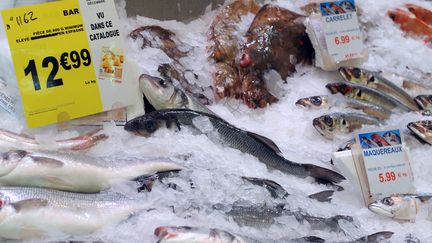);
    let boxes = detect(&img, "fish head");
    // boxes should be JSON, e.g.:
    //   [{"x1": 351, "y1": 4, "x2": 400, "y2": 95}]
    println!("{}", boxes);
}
[
  {"x1": 139, "y1": 74, "x2": 187, "y2": 110},
  {"x1": 124, "y1": 114, "x2": 167, "y2": 137},
  {"x1": 368, "y1": 196, "x2": 418, "y2": 220},
  {"x1": 295, "y1": 96, "x2": 329, "y2": 108},
  {"x1": 313, "y1": 114, "x2": 341, "y2": 139},
  {"x1": 414, "y1": 95, "x2": 432, "y2": 110},
  {"x1": 408, "y1": 120, "x2": 432, "y2": 144},
  {"x1": 326, "y1": 83, "x2": 353, "y2": 96},
  {"x1": 0, "y1": 150, "x2": 27, "y2": 177},
  {"x1": 338, "y1": 67, "x2": 371, "y2": 85},
  {"x1": 154, "y1": 226, "x2": 208, "y2": 242}
]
